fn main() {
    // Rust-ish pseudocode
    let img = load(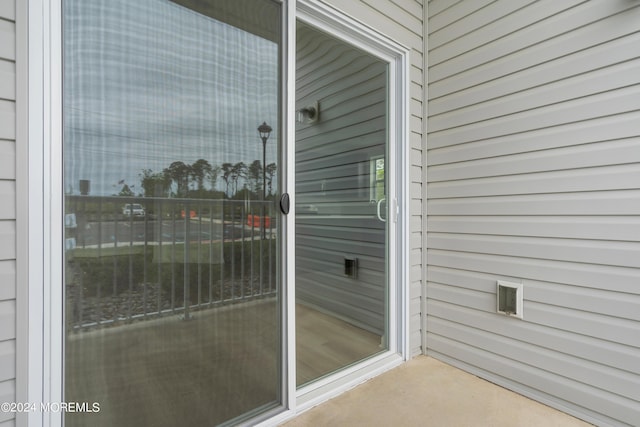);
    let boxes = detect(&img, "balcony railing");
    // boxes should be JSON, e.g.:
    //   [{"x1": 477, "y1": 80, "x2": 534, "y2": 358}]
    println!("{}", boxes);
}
[{"x1": 64, "y1": 195, "x2": 277, "y2": 330}]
